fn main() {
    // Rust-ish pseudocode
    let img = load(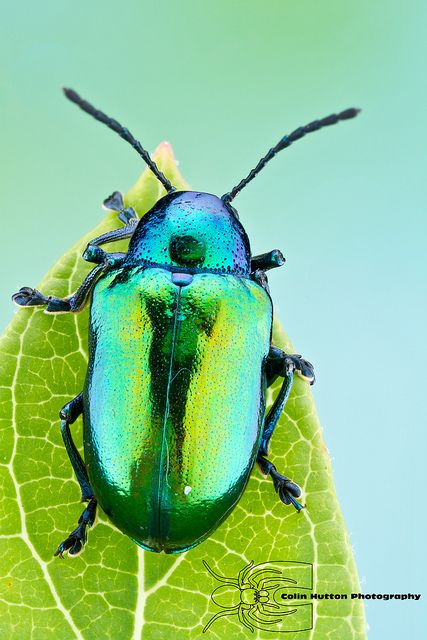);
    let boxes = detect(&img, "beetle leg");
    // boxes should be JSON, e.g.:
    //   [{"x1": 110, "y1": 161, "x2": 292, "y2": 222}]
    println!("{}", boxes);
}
[
  {"x1": 54, "y1": 393, "x2": 97, "y2": 557},
  {"x1": 260, "y1": 369, "x2": 294, "y2": 456},
  {"x1": 251, "y1": 249, "x2": 285, "y2": 272},
  {"x1": 58, "y1": 393, "x2": 92, "y2": 499},
  {"x1": 13, "y1": 209, "x2": 135, "y2": 310},
  {"x1": 81, "y1": 190, "x2": 138, "y2": 263},
  {"x1": 54, "y1": 498, "x2": 97, "y2": 558},
  {"x1": 251, "y1": 251, "x2": 286, "y2": 293},
  {"x1": 257, "y1": 348, "x2": 315, "y2": 511},
  {"x1": 102, "y1": 190, "x2": 139, "y2": 225},
  {"x1": 13, "y1": 192, "x2": 136, "y2": 308},
  {"x1": 257, "y1": 455, "x2": 304, "y2": 512},
  {"x1": 266, "y1": 346, "x2": 315, "y2": 388},
  {"x1": 261, "y1": 348, "x2": 315, "y2": 453},
  {"x1": 82, "y1": 220, "x2": 137, "y2": 264},
  {"x1": 12, "y1": 257, "x2": 121, "y2": 313}
]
